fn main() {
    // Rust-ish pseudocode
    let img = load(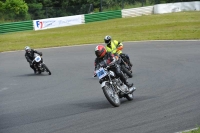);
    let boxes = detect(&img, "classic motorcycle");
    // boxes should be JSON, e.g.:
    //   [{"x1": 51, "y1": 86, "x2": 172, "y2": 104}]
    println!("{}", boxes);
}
[
  {"x1": 117, "y1": 55, "x2": 133, "y2": 79},
  {"x1": 95, "y1": 63, "x2": 136, "y2": 107},
  {"x1": 93, "y1": 55, "x2": 132, "y2": 79},
  {"x1": 32, "y1": 53, "x2": 51, "y2": 75}
]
